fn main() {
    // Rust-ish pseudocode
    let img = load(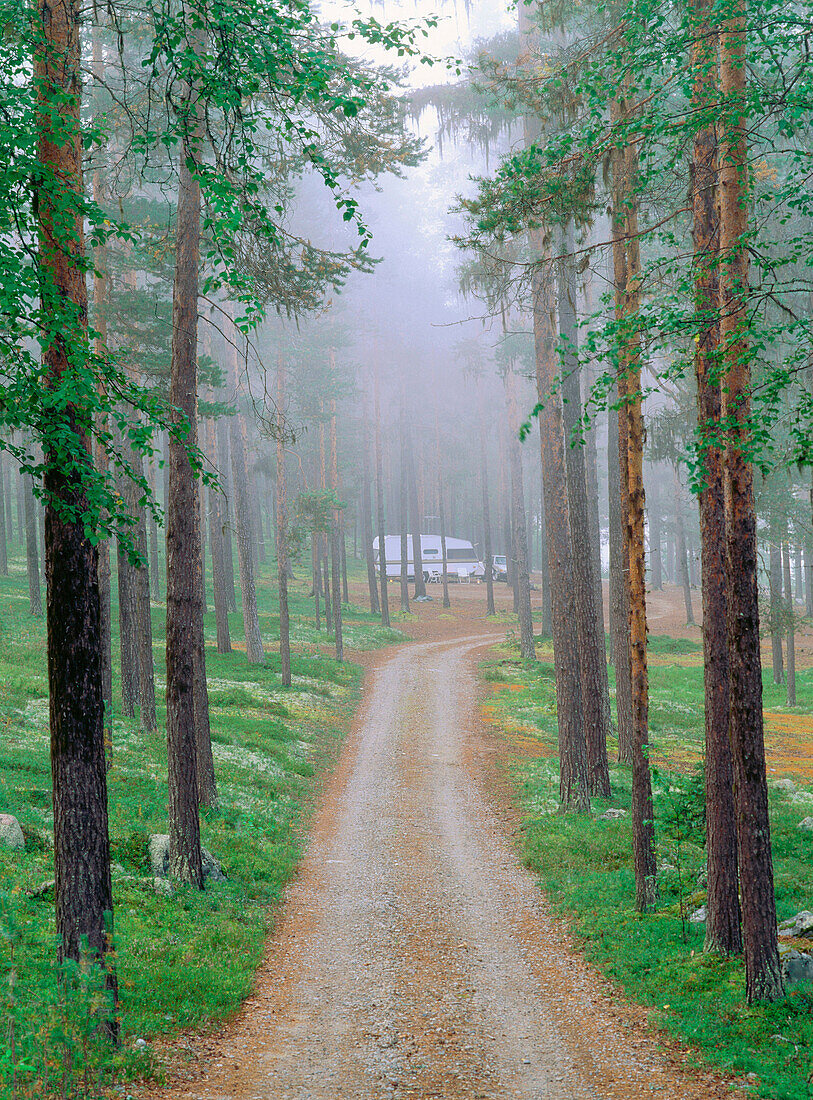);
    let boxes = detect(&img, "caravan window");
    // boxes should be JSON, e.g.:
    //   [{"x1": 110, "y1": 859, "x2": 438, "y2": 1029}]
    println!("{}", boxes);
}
[{"x1": 447, "y1": 548, "x2": 476, "y2": 562}]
